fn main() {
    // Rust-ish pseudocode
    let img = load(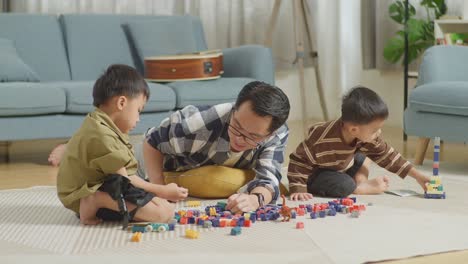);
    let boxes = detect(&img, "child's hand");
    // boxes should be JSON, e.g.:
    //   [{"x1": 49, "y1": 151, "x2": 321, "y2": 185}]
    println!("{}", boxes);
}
[
  {"x1": 408, "y1": 168, "x2": 431, "y2": 192},
  {"x1": 290, "y1": 192, "x2": 313, "y2": 201},
  {"x1": 160, "y1": 183, "x2": 188, "y2": 201},
  {"x1": 415, "y1": 174, "x2": 430, "y2": 192}
]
